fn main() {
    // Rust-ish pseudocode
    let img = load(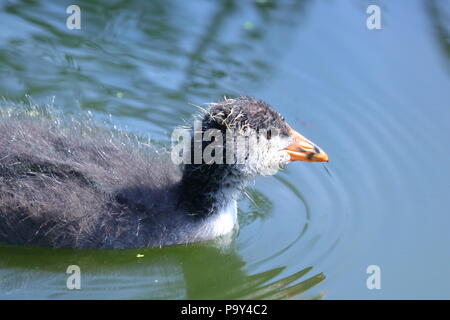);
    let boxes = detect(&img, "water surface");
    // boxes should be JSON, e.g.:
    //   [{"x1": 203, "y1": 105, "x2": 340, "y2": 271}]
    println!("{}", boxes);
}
[{"x1": 0, "y1": 0, "x2": 449, "y2": 299}]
